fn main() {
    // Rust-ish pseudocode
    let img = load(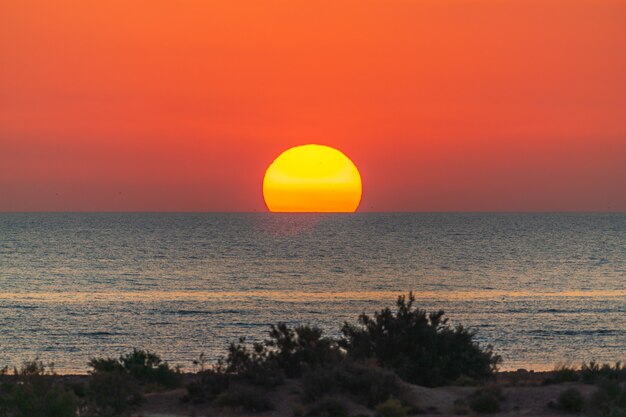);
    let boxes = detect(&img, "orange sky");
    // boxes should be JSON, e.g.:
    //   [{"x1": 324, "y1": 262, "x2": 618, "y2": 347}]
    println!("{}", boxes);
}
[{"x1": 1, "y1": 0, "x2": 625, "y2": 211}]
